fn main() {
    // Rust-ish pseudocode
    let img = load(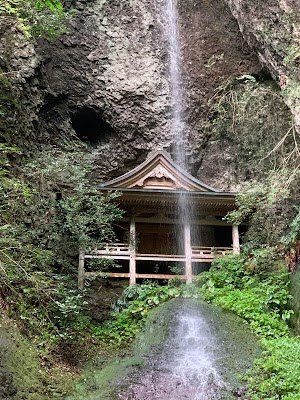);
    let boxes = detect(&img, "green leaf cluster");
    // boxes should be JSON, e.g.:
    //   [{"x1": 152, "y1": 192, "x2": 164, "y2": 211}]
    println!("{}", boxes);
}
[
  {"x1": 95, "y1": 283, "x2": 184, "y2": 346},
  {"x1": 226, "y1": 169, "x2": 300, "y2": 249},
  {"x1": 0, "y1": 144, "x2": 123, "y2": 346},
  {"x1": 0, "y1": 0, "x2": 69, "y2": 39},
  {"x1": 198, "y1": 255, "x2": 291, "y2": 338},
  {"x1": 248, "y1": 337, "x2": 300, "y2": 400}
]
